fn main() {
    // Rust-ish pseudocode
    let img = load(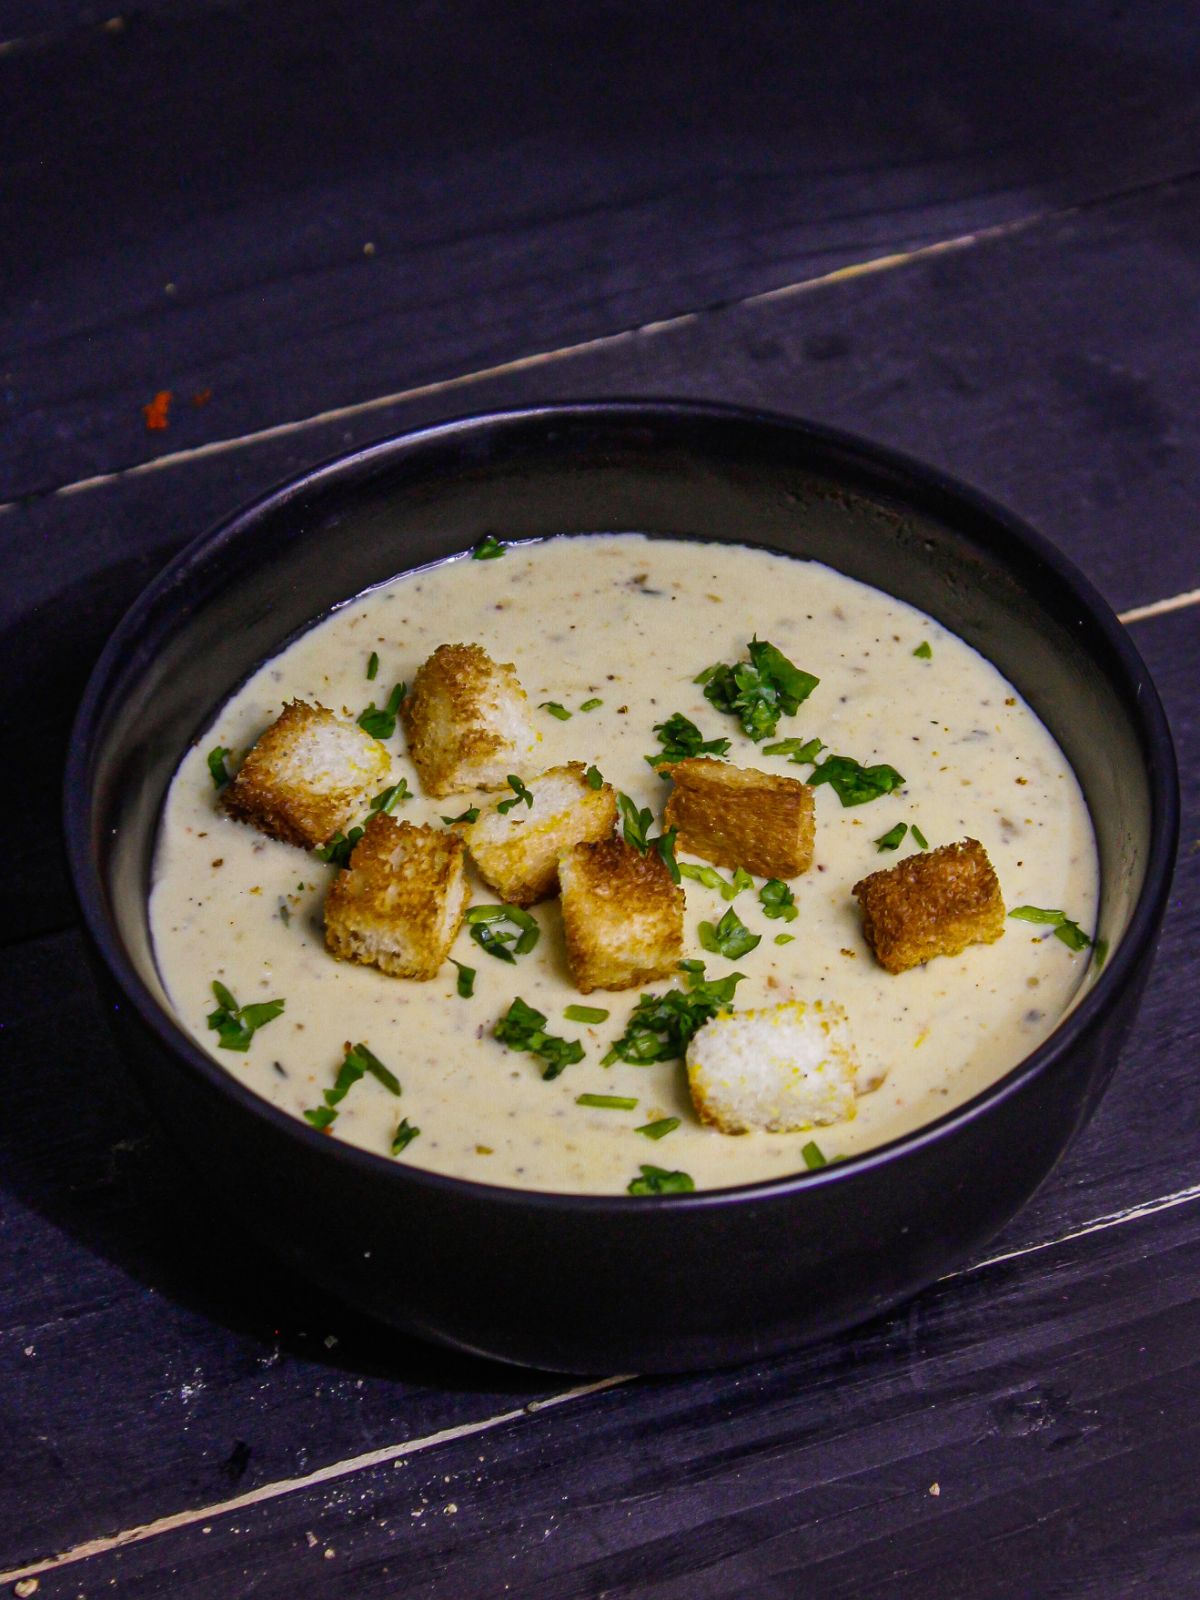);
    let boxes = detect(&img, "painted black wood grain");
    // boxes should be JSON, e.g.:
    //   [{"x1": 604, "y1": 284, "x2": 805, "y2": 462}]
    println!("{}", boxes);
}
[
  {"x1": 7, "y1": 178, "x2": 1199, "y2": 939},
  {"x1": 23, "y1": 1194, "x2": 1200, "y2": 1597},
  {"x1": 5, "y1": 0, "x2": 1200, "y2": 496}
]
